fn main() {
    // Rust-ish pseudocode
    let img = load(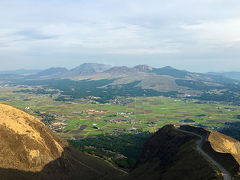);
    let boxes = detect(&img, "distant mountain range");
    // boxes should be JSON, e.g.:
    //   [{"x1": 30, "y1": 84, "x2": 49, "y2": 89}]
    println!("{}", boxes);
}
[
  {"x1": 1, "y1": 63, "x2": 240, "y2": 104},
  {"x1": 0, "y1": 69, "x2": 41, "y2": 75},
  {"x1": 208, "y1": 72, "x2": 240, "y2": 81},
  {"x1": 34, "y1": 64, "x2": 191, "y2": 79},
  {"x1": 1, "y1": 63, "x2": 239, "y2": 82}
]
